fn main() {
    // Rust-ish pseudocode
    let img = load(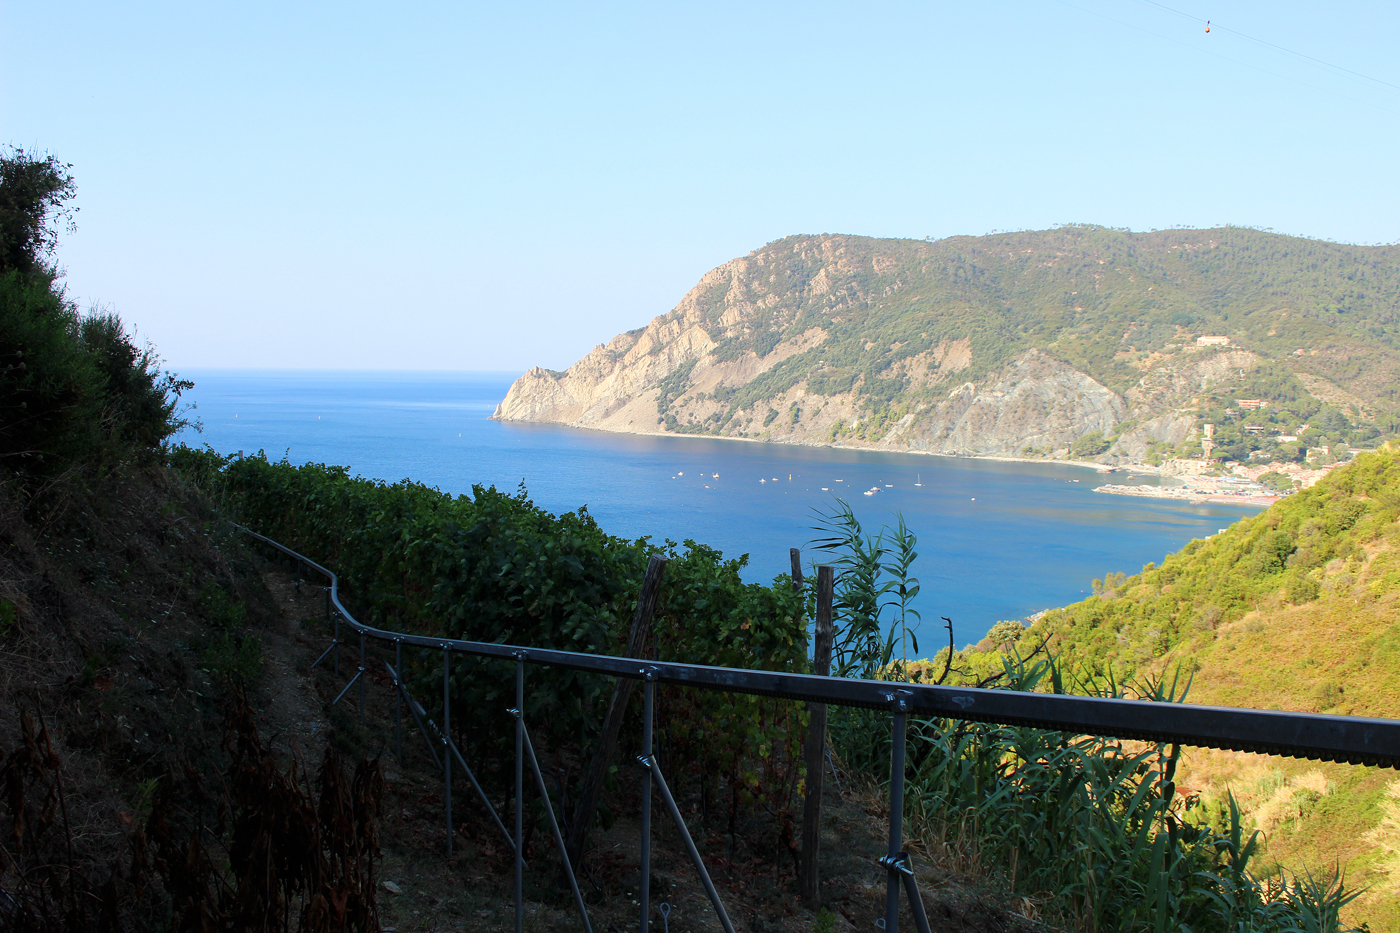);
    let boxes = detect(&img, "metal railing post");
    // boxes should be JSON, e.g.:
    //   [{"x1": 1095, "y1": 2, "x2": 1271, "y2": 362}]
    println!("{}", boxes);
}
[
  {"x1": 333, "y1": 609, "x2": 341, "y2": 676},
  {"x1": 444, "y1": 646, "x2": 452, "y2": 856},
  {"x1": 640, "y1": 673, "x2": 655, "y2": 933},
  {"x1": 359, "y1": 630, "x2": 367, "y2": 721},
  {"x1": 800, "y1": 564, "x2": 835, "y2": 906},
  {"x1": 884, "y1": 693, "x2": 910, "y2": 932},
  {"x1": 515, "y1": 653, "x2": 525, "y2": 933},
  {"x1": 395, "y1": 639, "x2": 404, "y2": 763}
]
